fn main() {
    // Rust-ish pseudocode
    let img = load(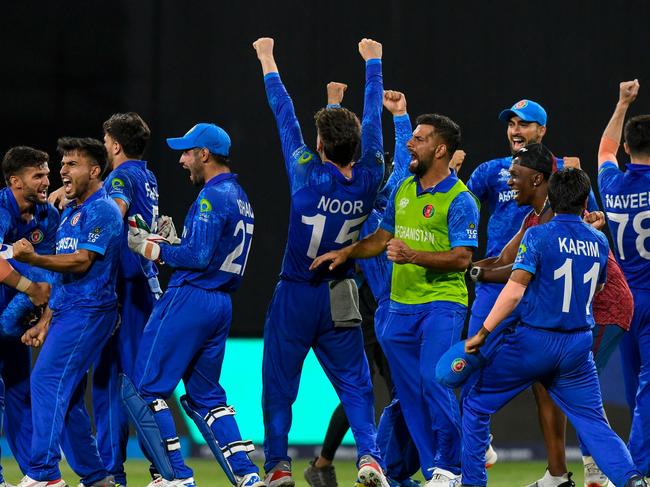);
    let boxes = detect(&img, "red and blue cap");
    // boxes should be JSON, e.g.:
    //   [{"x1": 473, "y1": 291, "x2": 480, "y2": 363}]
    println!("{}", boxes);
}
[
  {"x1": 167, "y1": 123, "x2": 231, "y2": 157},
  {"x1": 435, "y1": 339, "x2": 487, "y2": 388},
  {"x1": 498, "y1": 99, "x2": 547, "y2": 126}
]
